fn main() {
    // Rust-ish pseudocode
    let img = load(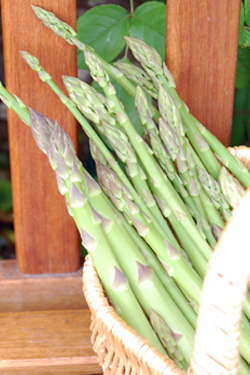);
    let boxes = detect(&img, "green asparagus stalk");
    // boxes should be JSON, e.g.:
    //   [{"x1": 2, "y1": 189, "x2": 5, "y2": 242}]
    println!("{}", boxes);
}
[
  {"x1": 2, "y1": 57, "x2": 250, "y2": 368},
  {"x1": 0, "y1": 82, "x2": 30, "y2": 126},
  {"x1": 218, "y1": 167, "x2": 245, "y2": 209},
  {"x1": 62, "y1": 76, "x2": 178, "y2": 244},
  {"x1": 29, "y1": 106, "x2": 168, "y2": 355},
  {"x1": 195, "y1": 120, "x2": 250, "y2": 188},
  {"x1": 83, "y1": 165, "x2": 198, "y2": 330},
  {"x1": 30, "y1": 107, "x2": 198, "y2": 365},
  {"x1": 114, "y1": 61, "x2": 159, "y2": 99},
  {"x1": 0, "y1": 82, "x2": 197, "y2": 330},
  {"x1": 84, "y1": 49, "x2": 213, "y2": 263},
  {"x1": 124, "y1": 36, "x2": 222, "y2": 180},
  {"x1": 30, "y1": 5, "x2": 160, "y2": 121},
  {"x1": 197, "y1": 167, "x2": 232, "y2": 221},
  {"x1": 31, "y1": 4, "x2": 250, "y2": 187},
  {"x1": 19, "y1": 50, "x2": 173, "y2": 235},
  {"x1": 95, "y1": 158, "x2": 203, "y2": 302},
  {"x1": 150, "y1": 309, "x2": 188, "y2": 369}
]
